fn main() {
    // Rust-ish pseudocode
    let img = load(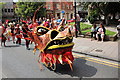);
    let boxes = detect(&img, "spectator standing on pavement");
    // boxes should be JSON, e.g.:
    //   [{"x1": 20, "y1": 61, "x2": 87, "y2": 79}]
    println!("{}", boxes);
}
[
  {"x1": 76, "y1": 14, "x2": 81, "y2": 35},
  {"x1": 68, "y1": 22, "x2": 75, "y2": 36},
  {"x1": 91, "y1": 23, "x2": 97, "y2": 41},
  {"x1": 96, "y1": 23, "x2": 106, "y2": 42}
]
